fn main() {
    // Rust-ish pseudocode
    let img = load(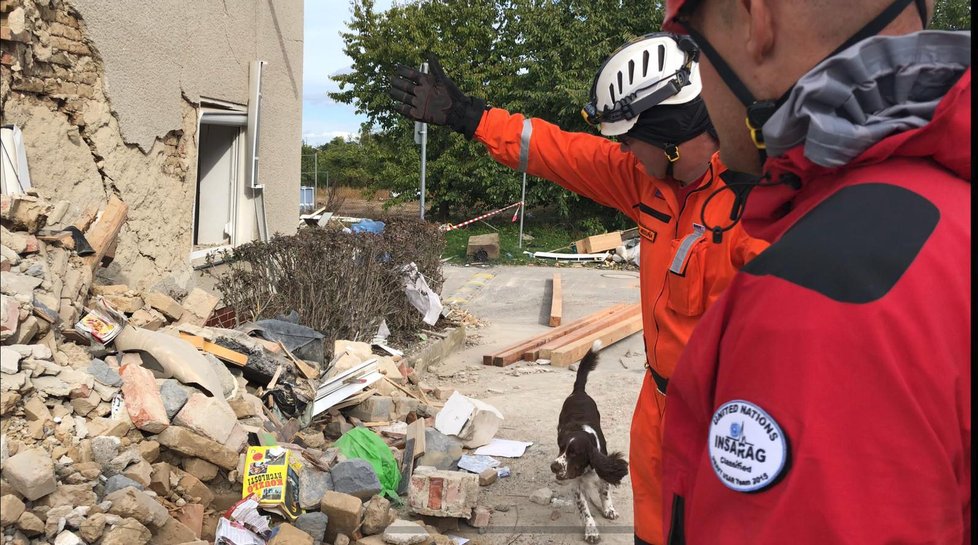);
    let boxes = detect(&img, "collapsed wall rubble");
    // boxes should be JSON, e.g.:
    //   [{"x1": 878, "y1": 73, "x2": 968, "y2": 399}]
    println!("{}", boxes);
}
[{"x1": 1, "y1": 192, "x2": 506, "y2": 545}]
